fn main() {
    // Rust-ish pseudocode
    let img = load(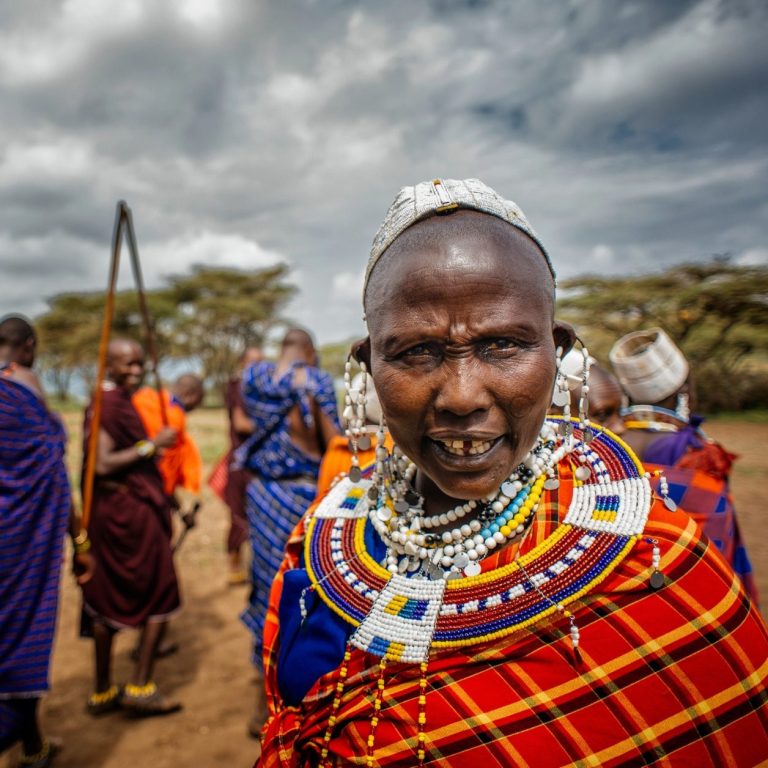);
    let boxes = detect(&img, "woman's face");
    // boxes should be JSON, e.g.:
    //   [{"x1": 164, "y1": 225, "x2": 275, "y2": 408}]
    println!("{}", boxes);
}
[{"x1": 362, "y1": 211, "x2": 572, "y2": 505}]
